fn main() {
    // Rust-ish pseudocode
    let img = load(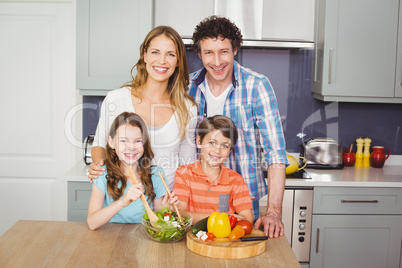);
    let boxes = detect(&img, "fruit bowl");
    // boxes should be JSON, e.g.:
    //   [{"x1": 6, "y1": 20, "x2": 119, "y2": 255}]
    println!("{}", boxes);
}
[{"x1": 141, "y1": 211, "x2": 192, "y2": 243}]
